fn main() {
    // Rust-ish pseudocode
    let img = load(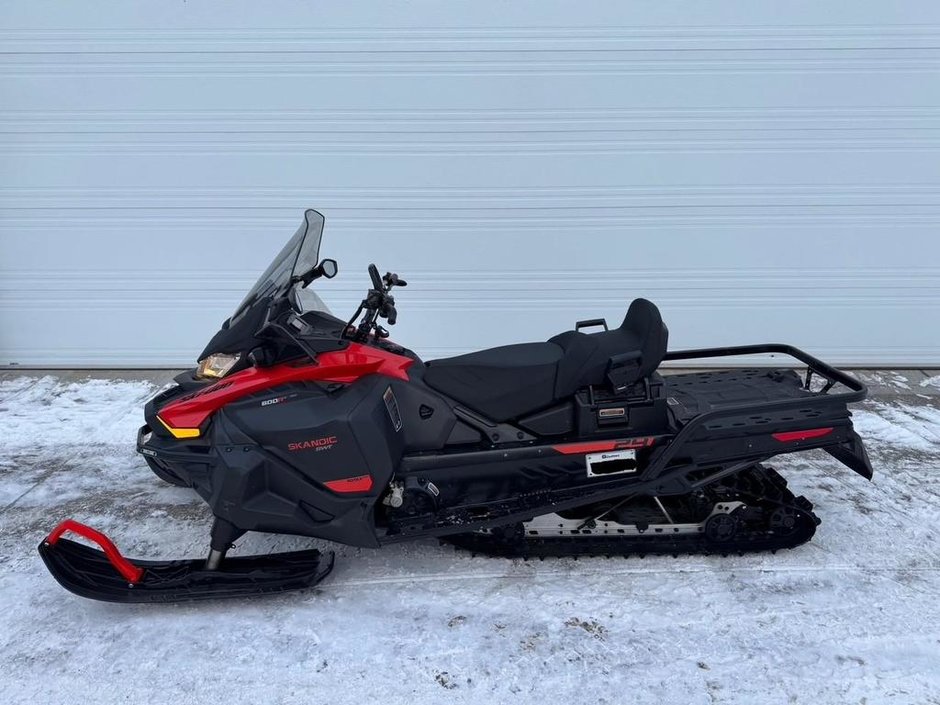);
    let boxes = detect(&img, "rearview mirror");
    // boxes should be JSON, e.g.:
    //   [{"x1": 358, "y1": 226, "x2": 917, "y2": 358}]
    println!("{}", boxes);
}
[
  {"x1": 297, "y1": 258, "x2": 339, "y2": 288},
  {"x1": 319, "y1": 258, "x2": 338, "y2": 279}
]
